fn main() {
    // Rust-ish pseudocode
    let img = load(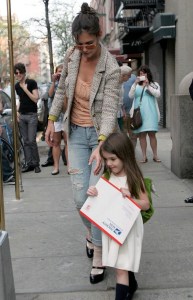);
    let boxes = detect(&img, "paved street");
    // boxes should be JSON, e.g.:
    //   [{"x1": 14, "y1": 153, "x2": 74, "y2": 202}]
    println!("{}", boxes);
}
[{"x1": 2, "y1": 129, "x2": 193, "y2": 300}]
